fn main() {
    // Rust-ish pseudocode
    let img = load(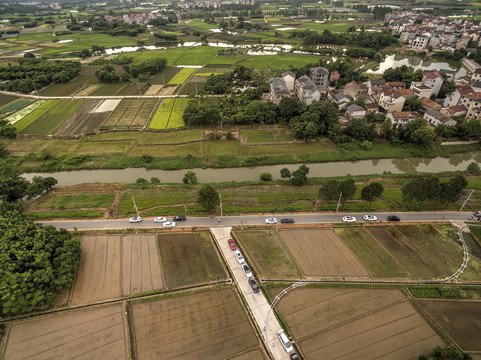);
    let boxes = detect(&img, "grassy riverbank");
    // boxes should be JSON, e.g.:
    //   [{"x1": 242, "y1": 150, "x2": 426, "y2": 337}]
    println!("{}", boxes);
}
[{"x1": 27, "y1": 172, "x2": 481, "y2": 219}]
